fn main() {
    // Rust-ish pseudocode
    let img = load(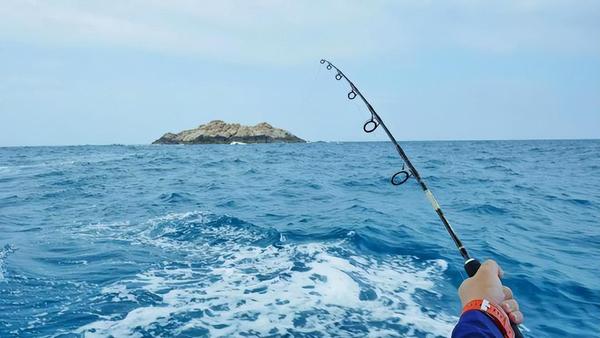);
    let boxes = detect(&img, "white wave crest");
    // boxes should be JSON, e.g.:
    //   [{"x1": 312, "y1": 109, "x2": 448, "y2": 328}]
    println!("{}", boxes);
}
[
  {"x1": 0, "y1": 245, "x2": 16, "y2": 282},
  {"x1": 76, "y1": 216, "x2": 457, "y2": 338}
]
